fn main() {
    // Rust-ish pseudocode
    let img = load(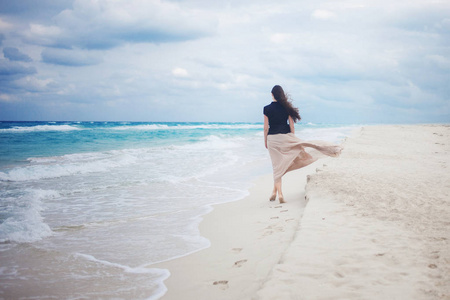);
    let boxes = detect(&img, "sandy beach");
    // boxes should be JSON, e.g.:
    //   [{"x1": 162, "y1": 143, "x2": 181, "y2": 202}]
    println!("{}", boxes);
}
[{"x1": 155, "y1": 125, "x2": 450, "y2": 300}]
